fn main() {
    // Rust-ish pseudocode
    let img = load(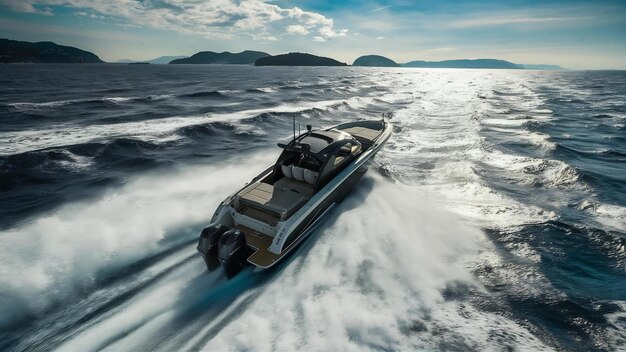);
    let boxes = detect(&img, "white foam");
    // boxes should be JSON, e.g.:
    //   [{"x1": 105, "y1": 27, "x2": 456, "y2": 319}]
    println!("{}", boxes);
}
[
  {"x1": 9, "y1": 99, "x2": 86, "y2": 109},
  {"x1": 378, "y1": 71, "x2": 559, "y2": 229},
  {"x1": 101, "y1": 97, "x2": 136, "y2": 103},
  {"x1": 590, "y1": 203, "x2": 626, "y2": 233},
  {"x1": 605, "y1": 301, "x2": 626, "y2": 349},
  {"x1": 0, "y1": 152, "x2": 275, "y2": 324},
  {"x1": 8, "y1": 96, "x2": 143, "y2": 110},
  {"x1": 199, "y1": 177, "x2": 550, "y2": 351}
]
